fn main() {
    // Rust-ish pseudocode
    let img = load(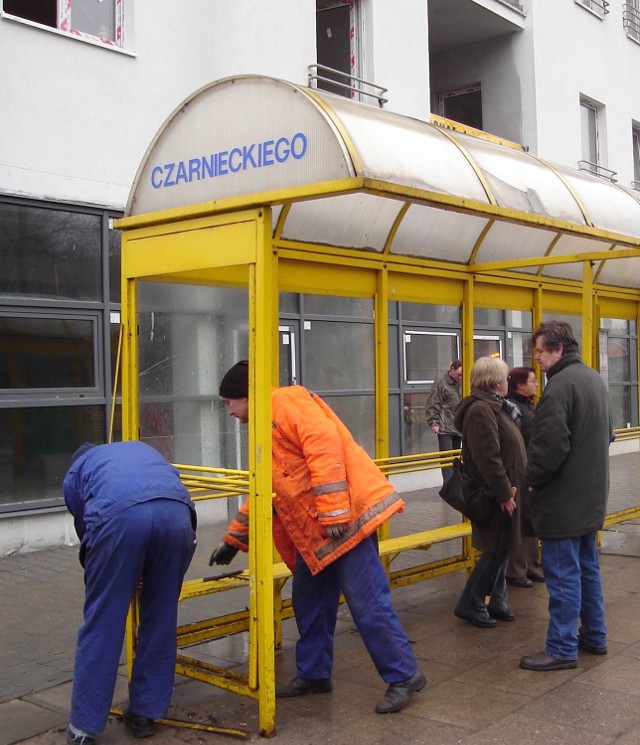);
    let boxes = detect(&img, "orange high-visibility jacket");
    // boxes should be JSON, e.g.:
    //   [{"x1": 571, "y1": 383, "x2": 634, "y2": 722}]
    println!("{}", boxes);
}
[{"x1": 222, "y1": 386, "x2": 405, "y2": 575}]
